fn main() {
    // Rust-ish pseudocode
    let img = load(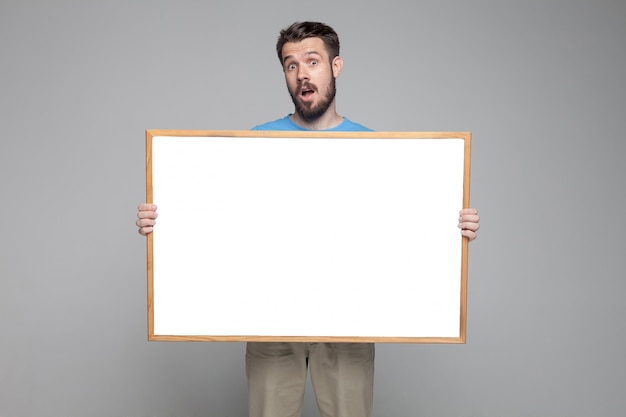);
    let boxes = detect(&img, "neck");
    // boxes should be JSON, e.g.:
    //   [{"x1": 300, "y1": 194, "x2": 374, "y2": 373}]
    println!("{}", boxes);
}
[{"x1": 291, "y1": 101, "x2": 343, "y2": 131}]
